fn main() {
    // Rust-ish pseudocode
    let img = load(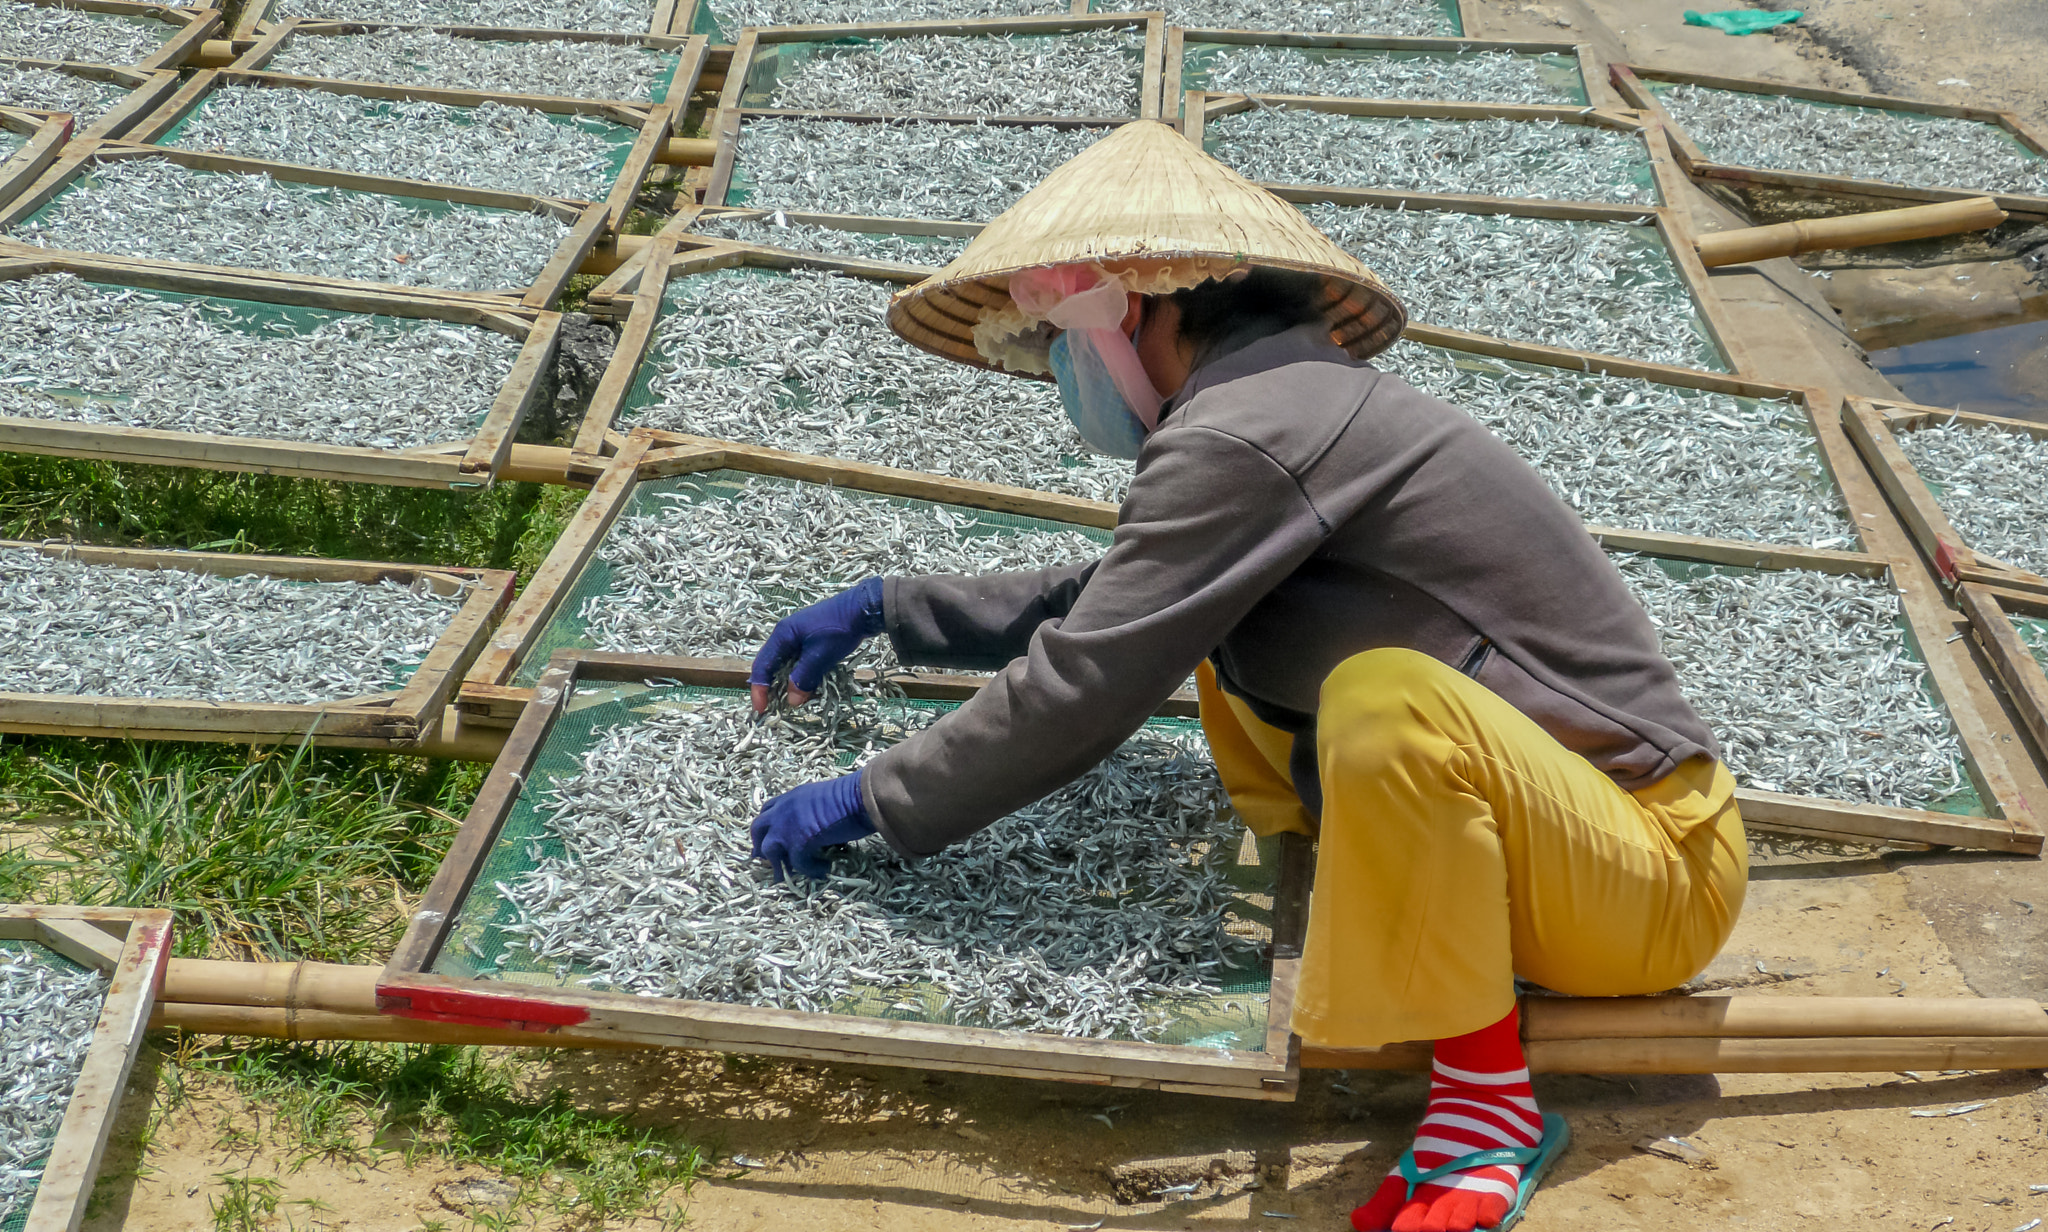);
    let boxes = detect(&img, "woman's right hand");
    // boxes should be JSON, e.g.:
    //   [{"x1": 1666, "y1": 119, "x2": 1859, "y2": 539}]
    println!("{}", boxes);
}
[{"x1": 748, "y1": 576, "x2": 887, "y2": 713}]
